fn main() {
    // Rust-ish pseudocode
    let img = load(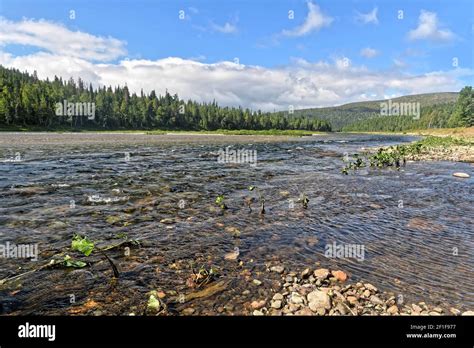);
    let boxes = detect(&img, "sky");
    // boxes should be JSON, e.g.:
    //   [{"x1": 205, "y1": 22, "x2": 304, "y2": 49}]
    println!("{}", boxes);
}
[{"x1": 0, "y1": 0, "x2": 472, "y2": 111}]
